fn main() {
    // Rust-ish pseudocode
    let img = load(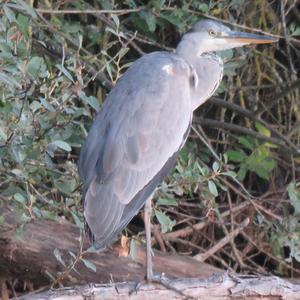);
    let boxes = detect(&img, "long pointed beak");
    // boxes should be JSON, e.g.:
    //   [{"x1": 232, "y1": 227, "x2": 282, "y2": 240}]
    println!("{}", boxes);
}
[{"x1": 225, "y1": 31, "x2": 278, "y2": 44}]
